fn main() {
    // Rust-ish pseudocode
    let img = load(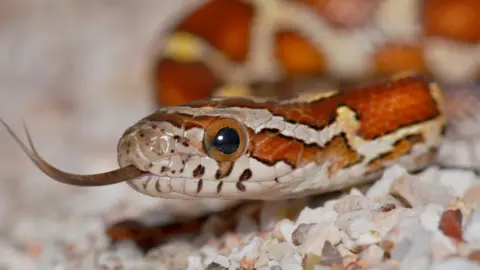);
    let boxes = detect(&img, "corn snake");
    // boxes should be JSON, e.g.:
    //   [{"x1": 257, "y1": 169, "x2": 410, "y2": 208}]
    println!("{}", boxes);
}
[
  {"x1": 1, "y1": 73, "x2": 446, "y2": 200},
  {"x1": 1, "y1": 0, "x2": 479, "y2": 247}
]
